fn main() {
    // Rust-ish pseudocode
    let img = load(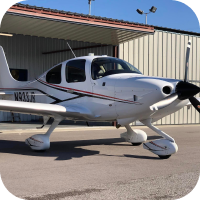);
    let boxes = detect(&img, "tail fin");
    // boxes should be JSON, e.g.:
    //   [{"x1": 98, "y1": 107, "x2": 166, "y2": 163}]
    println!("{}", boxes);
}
[{"x1": 0, "y1": 46, "x2": 23, "y2": 88}]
